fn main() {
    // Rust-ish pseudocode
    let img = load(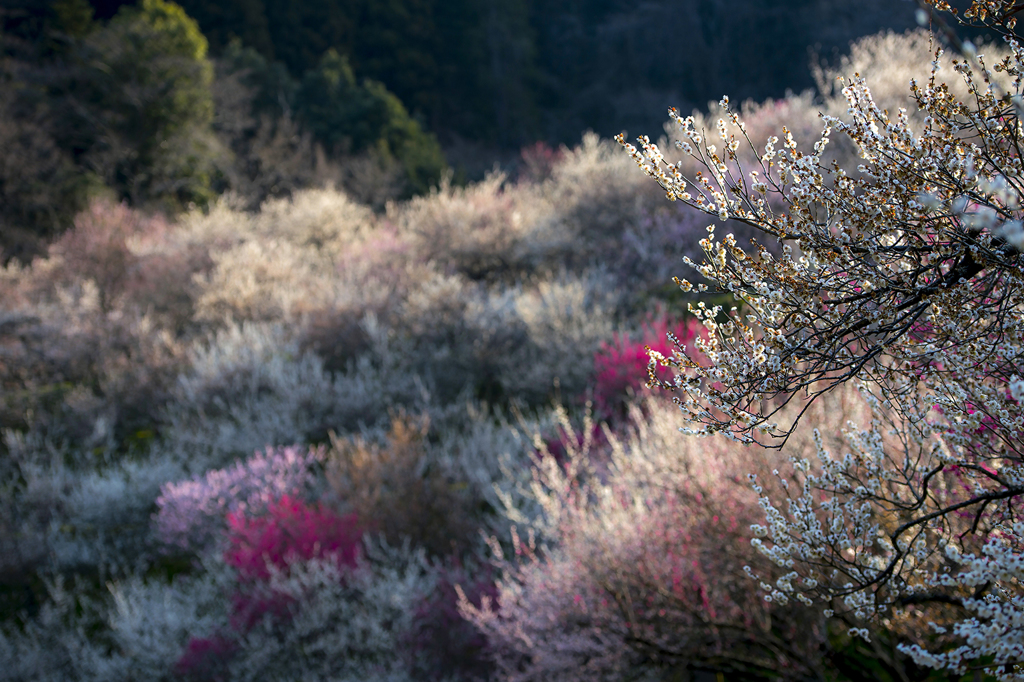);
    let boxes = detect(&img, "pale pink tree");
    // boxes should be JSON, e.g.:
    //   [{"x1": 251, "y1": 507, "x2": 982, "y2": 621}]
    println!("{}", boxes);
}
[{"x1": 460, "y1": 400, "x2": 825, "y2": 680}]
